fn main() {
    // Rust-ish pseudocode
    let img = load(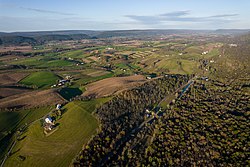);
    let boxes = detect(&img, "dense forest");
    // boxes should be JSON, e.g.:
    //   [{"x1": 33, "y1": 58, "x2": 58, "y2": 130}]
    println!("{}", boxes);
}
[
  {"x1": 0, "y1": 34, "x2": 92, "y2": 46},
  {"x1": 75, "y1": 78, "x2": 249, "y2": 166},
  {"x1": 74, "y1": 75, "x2": 191, "y2": 166},
  {"x1": 73, "y1": 33, "x2": 250, "y2": 166},
  {"x1": 115, "y1": 78, "x2": 249, "y2": 166}
]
